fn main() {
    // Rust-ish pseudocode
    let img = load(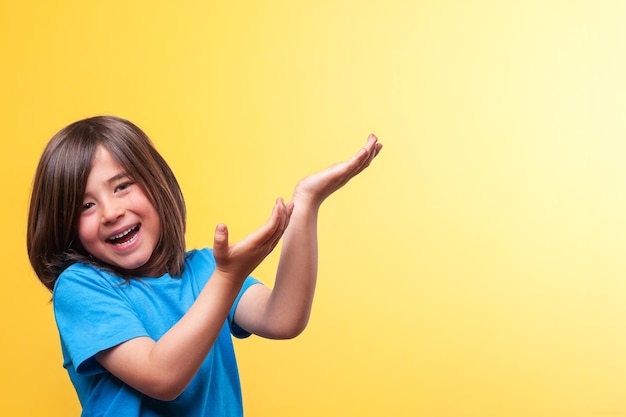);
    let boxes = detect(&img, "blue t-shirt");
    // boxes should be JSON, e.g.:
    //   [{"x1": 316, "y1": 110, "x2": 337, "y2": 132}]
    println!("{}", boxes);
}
[{"x1": 53, "y1": 248, "x2": 261, "y2": 417}]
